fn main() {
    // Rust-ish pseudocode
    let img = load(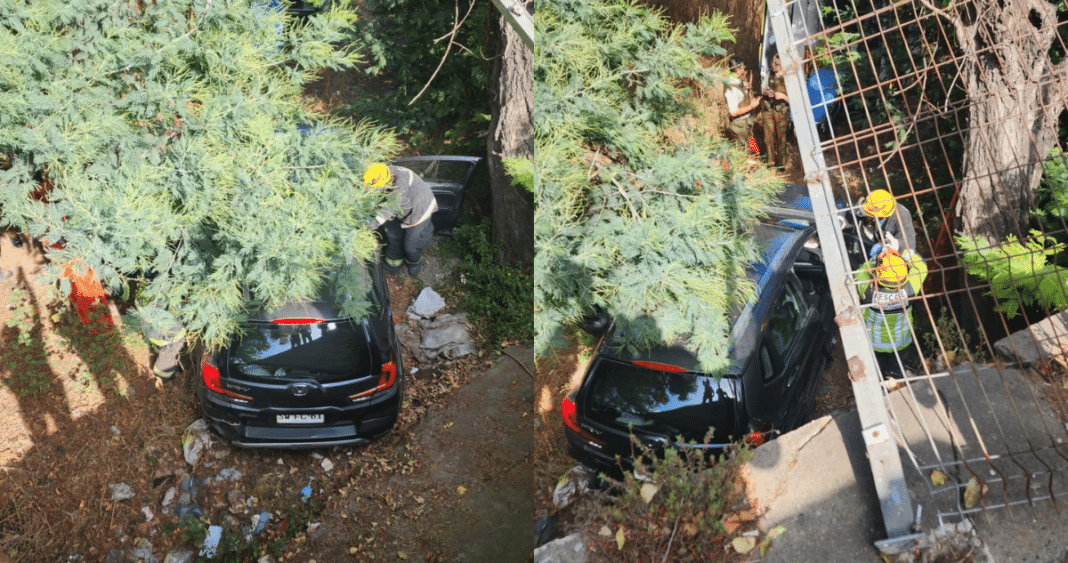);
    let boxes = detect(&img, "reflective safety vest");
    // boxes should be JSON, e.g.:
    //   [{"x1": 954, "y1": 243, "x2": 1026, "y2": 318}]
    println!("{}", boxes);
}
[{"x1": 856, "y1": 255, "x2": 927, "y2": 352}]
